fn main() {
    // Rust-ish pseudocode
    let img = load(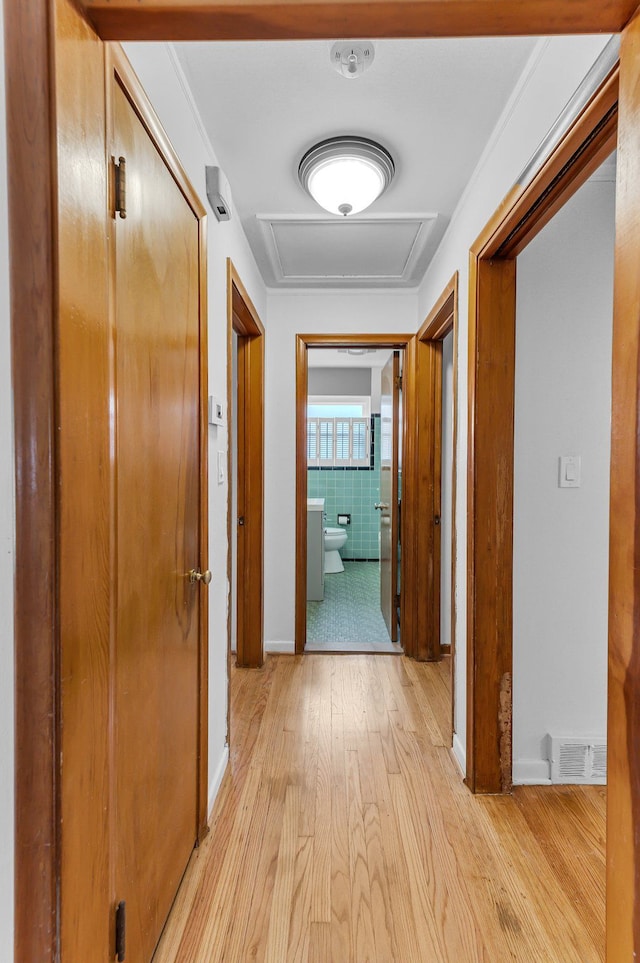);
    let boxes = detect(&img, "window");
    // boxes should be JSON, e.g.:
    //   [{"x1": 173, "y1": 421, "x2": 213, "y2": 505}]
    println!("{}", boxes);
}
[{"x1": 306, "y1": 397, "x2": 372, "y2": 468}]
